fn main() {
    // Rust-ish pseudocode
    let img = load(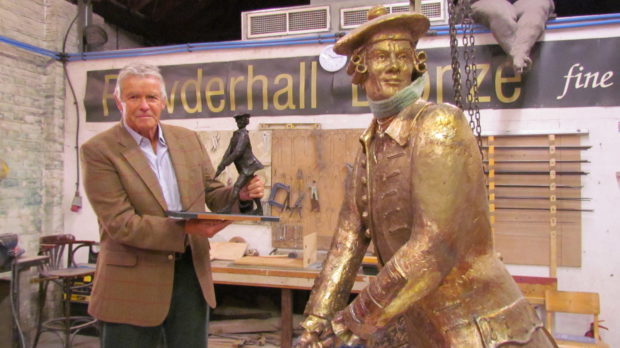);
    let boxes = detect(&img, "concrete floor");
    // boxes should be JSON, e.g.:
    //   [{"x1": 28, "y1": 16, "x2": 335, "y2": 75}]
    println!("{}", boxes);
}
[{"x1": 35, "y1": 333, "x2": 99, "y2": 348}]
